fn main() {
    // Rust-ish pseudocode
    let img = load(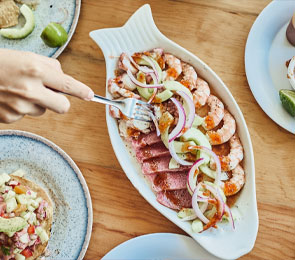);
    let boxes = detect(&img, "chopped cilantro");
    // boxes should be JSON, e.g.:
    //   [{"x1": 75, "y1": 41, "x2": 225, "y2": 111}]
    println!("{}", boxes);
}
[{"x1": 1, "y1": 245, "x2": 10, "y2": 255}]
